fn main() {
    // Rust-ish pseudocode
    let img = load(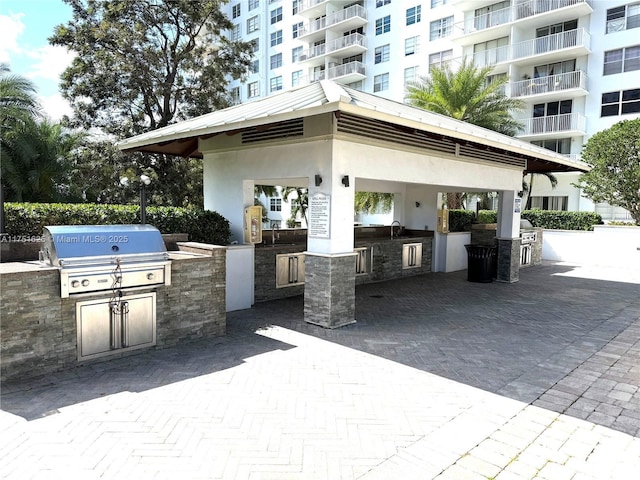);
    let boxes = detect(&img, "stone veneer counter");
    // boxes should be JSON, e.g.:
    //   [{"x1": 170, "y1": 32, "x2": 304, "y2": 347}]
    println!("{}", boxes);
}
[{"x1": 0, "y1": 250, "x2": 226, "y2": 383}]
